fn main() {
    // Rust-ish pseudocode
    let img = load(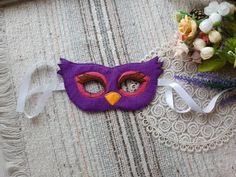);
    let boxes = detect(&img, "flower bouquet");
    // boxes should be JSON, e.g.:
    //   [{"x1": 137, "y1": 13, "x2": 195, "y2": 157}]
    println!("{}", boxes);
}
[{"x1": 175, "y1": 1, "x2": 236, "y2": 72}]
